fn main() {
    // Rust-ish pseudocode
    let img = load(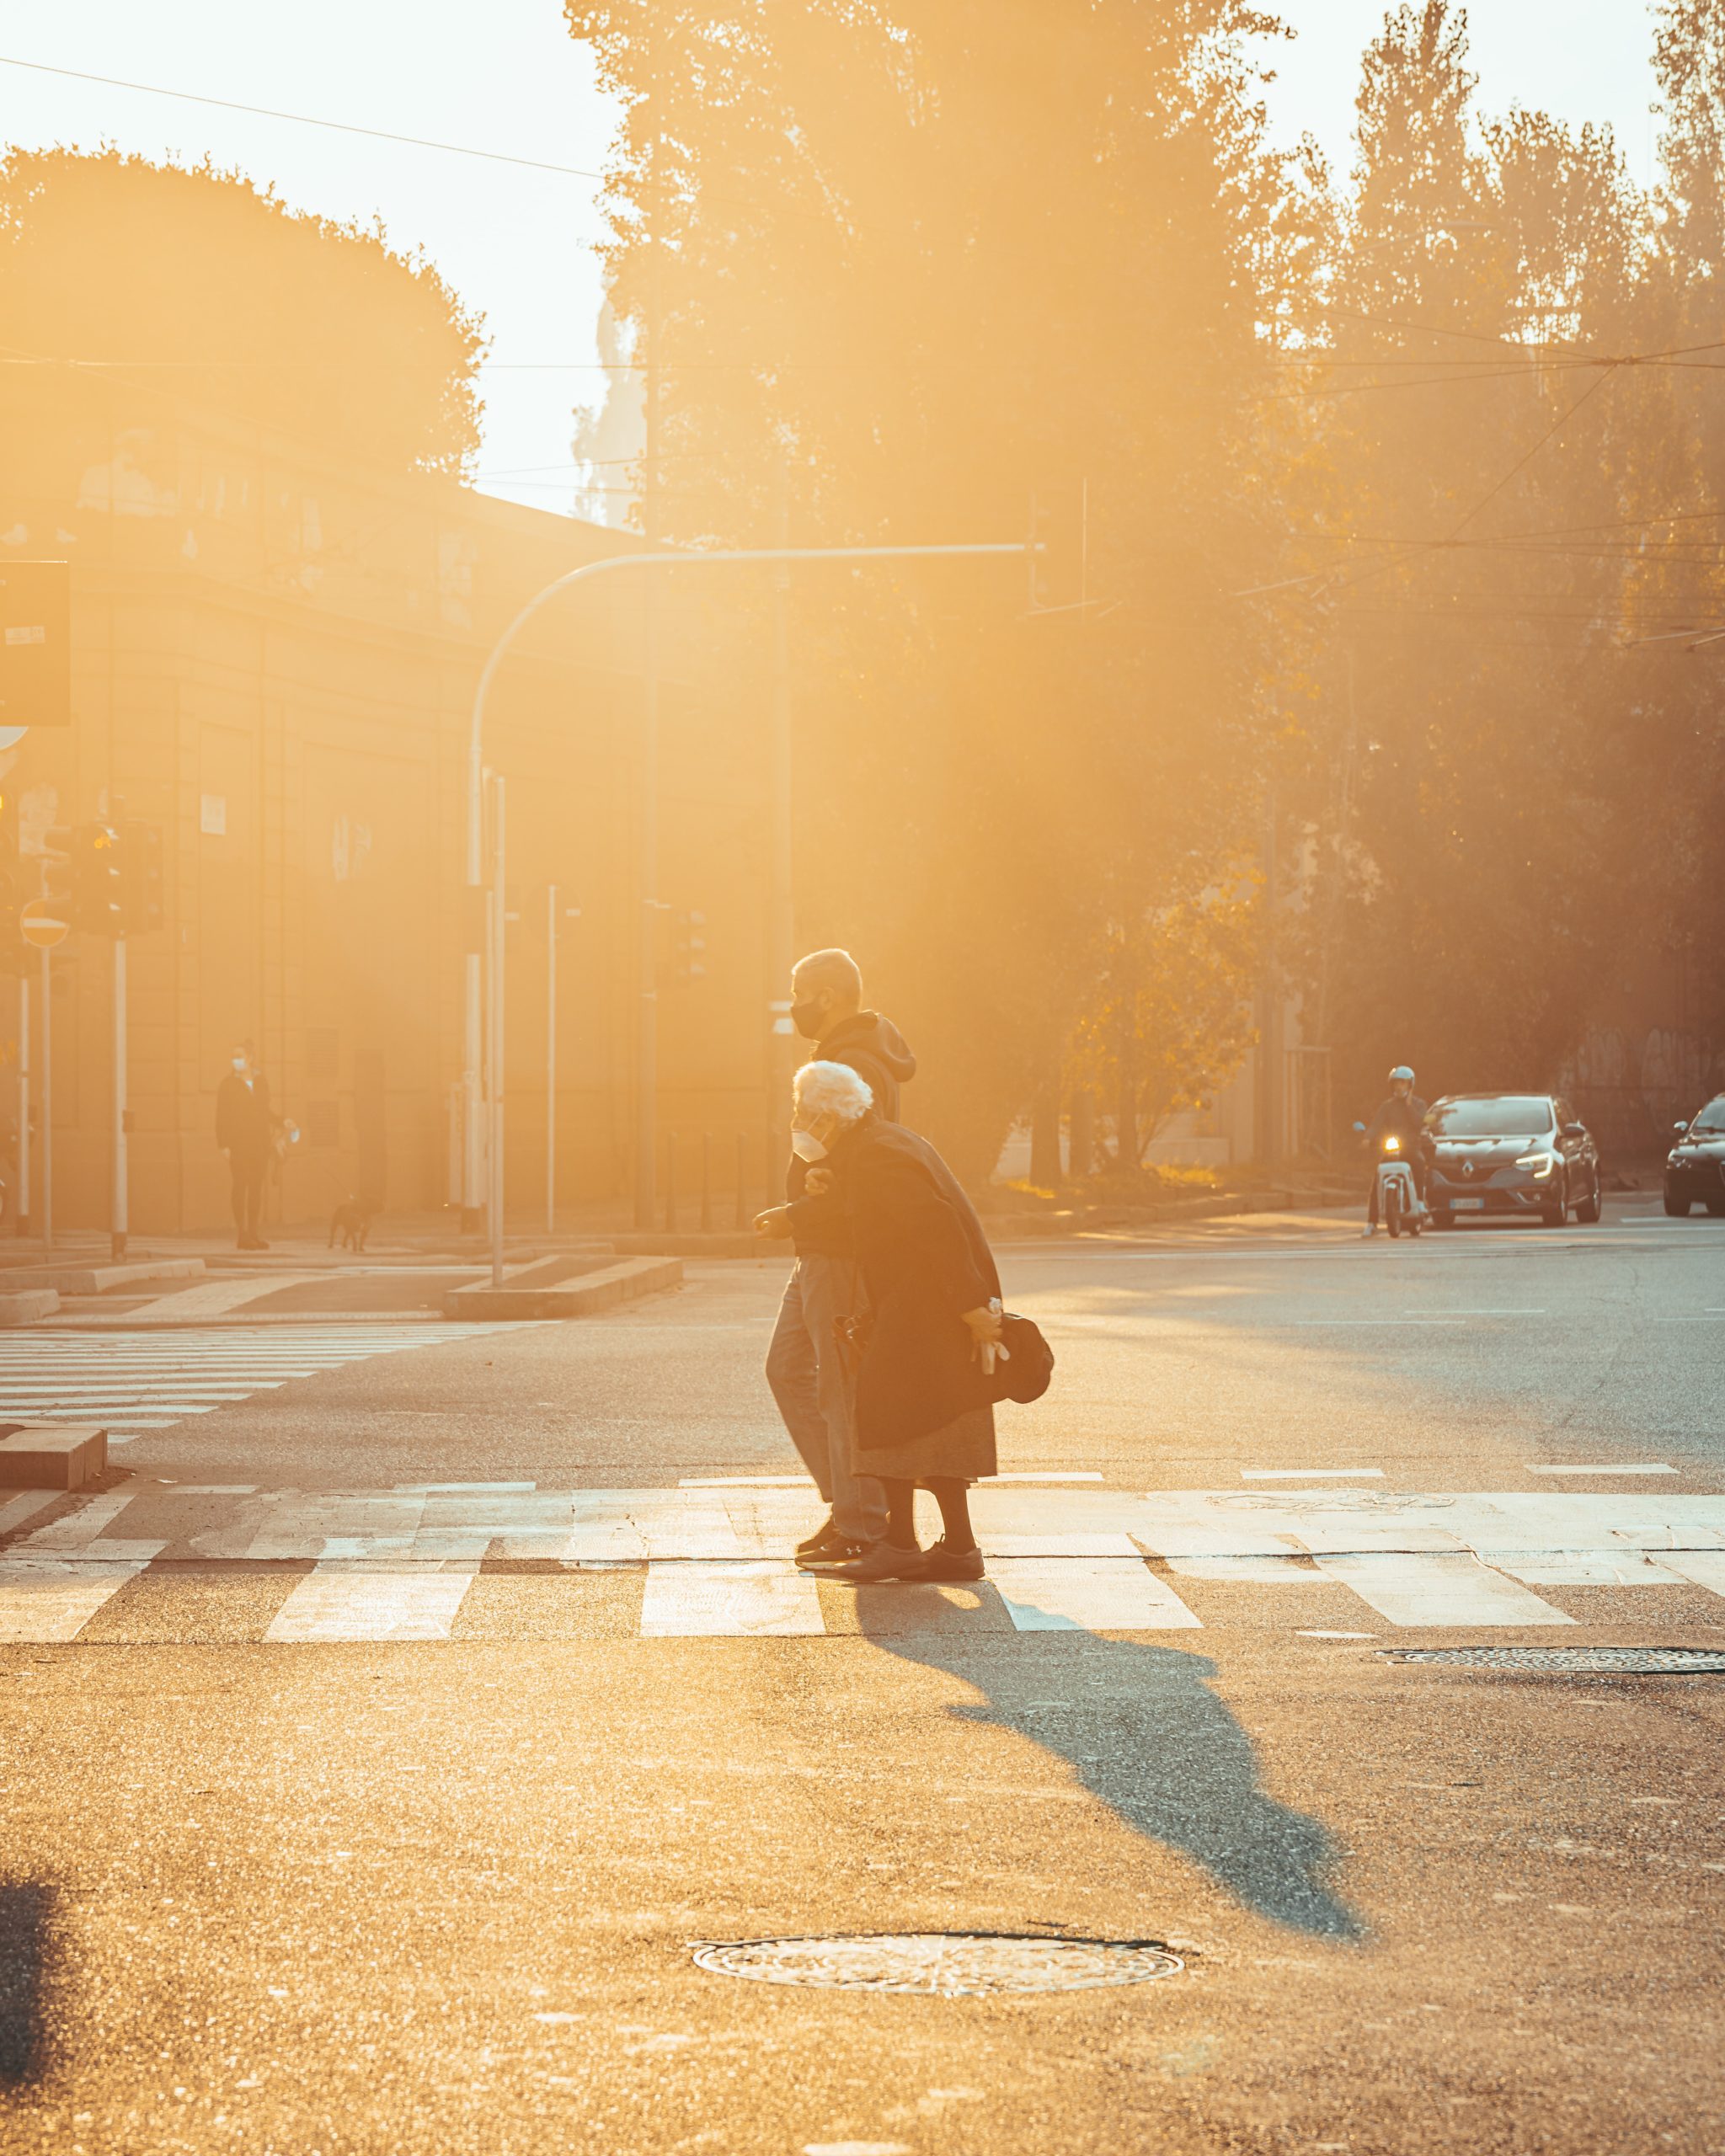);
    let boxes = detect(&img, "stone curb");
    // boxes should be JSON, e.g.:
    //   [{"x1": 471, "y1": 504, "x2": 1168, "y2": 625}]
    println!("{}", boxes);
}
[
  {"x1": 0, "y1": 1257, "x2": 207, "y2": 1296},
  {"x1": 442, "y1": 1256, "x2": 683, "y2": 1320},
  {"x1": 0, "y1": 1290, "x2": 61, "y2": 1326},
  {"x1": 0, "y1": 1421, "x2": 107, "y2": 1490}
]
